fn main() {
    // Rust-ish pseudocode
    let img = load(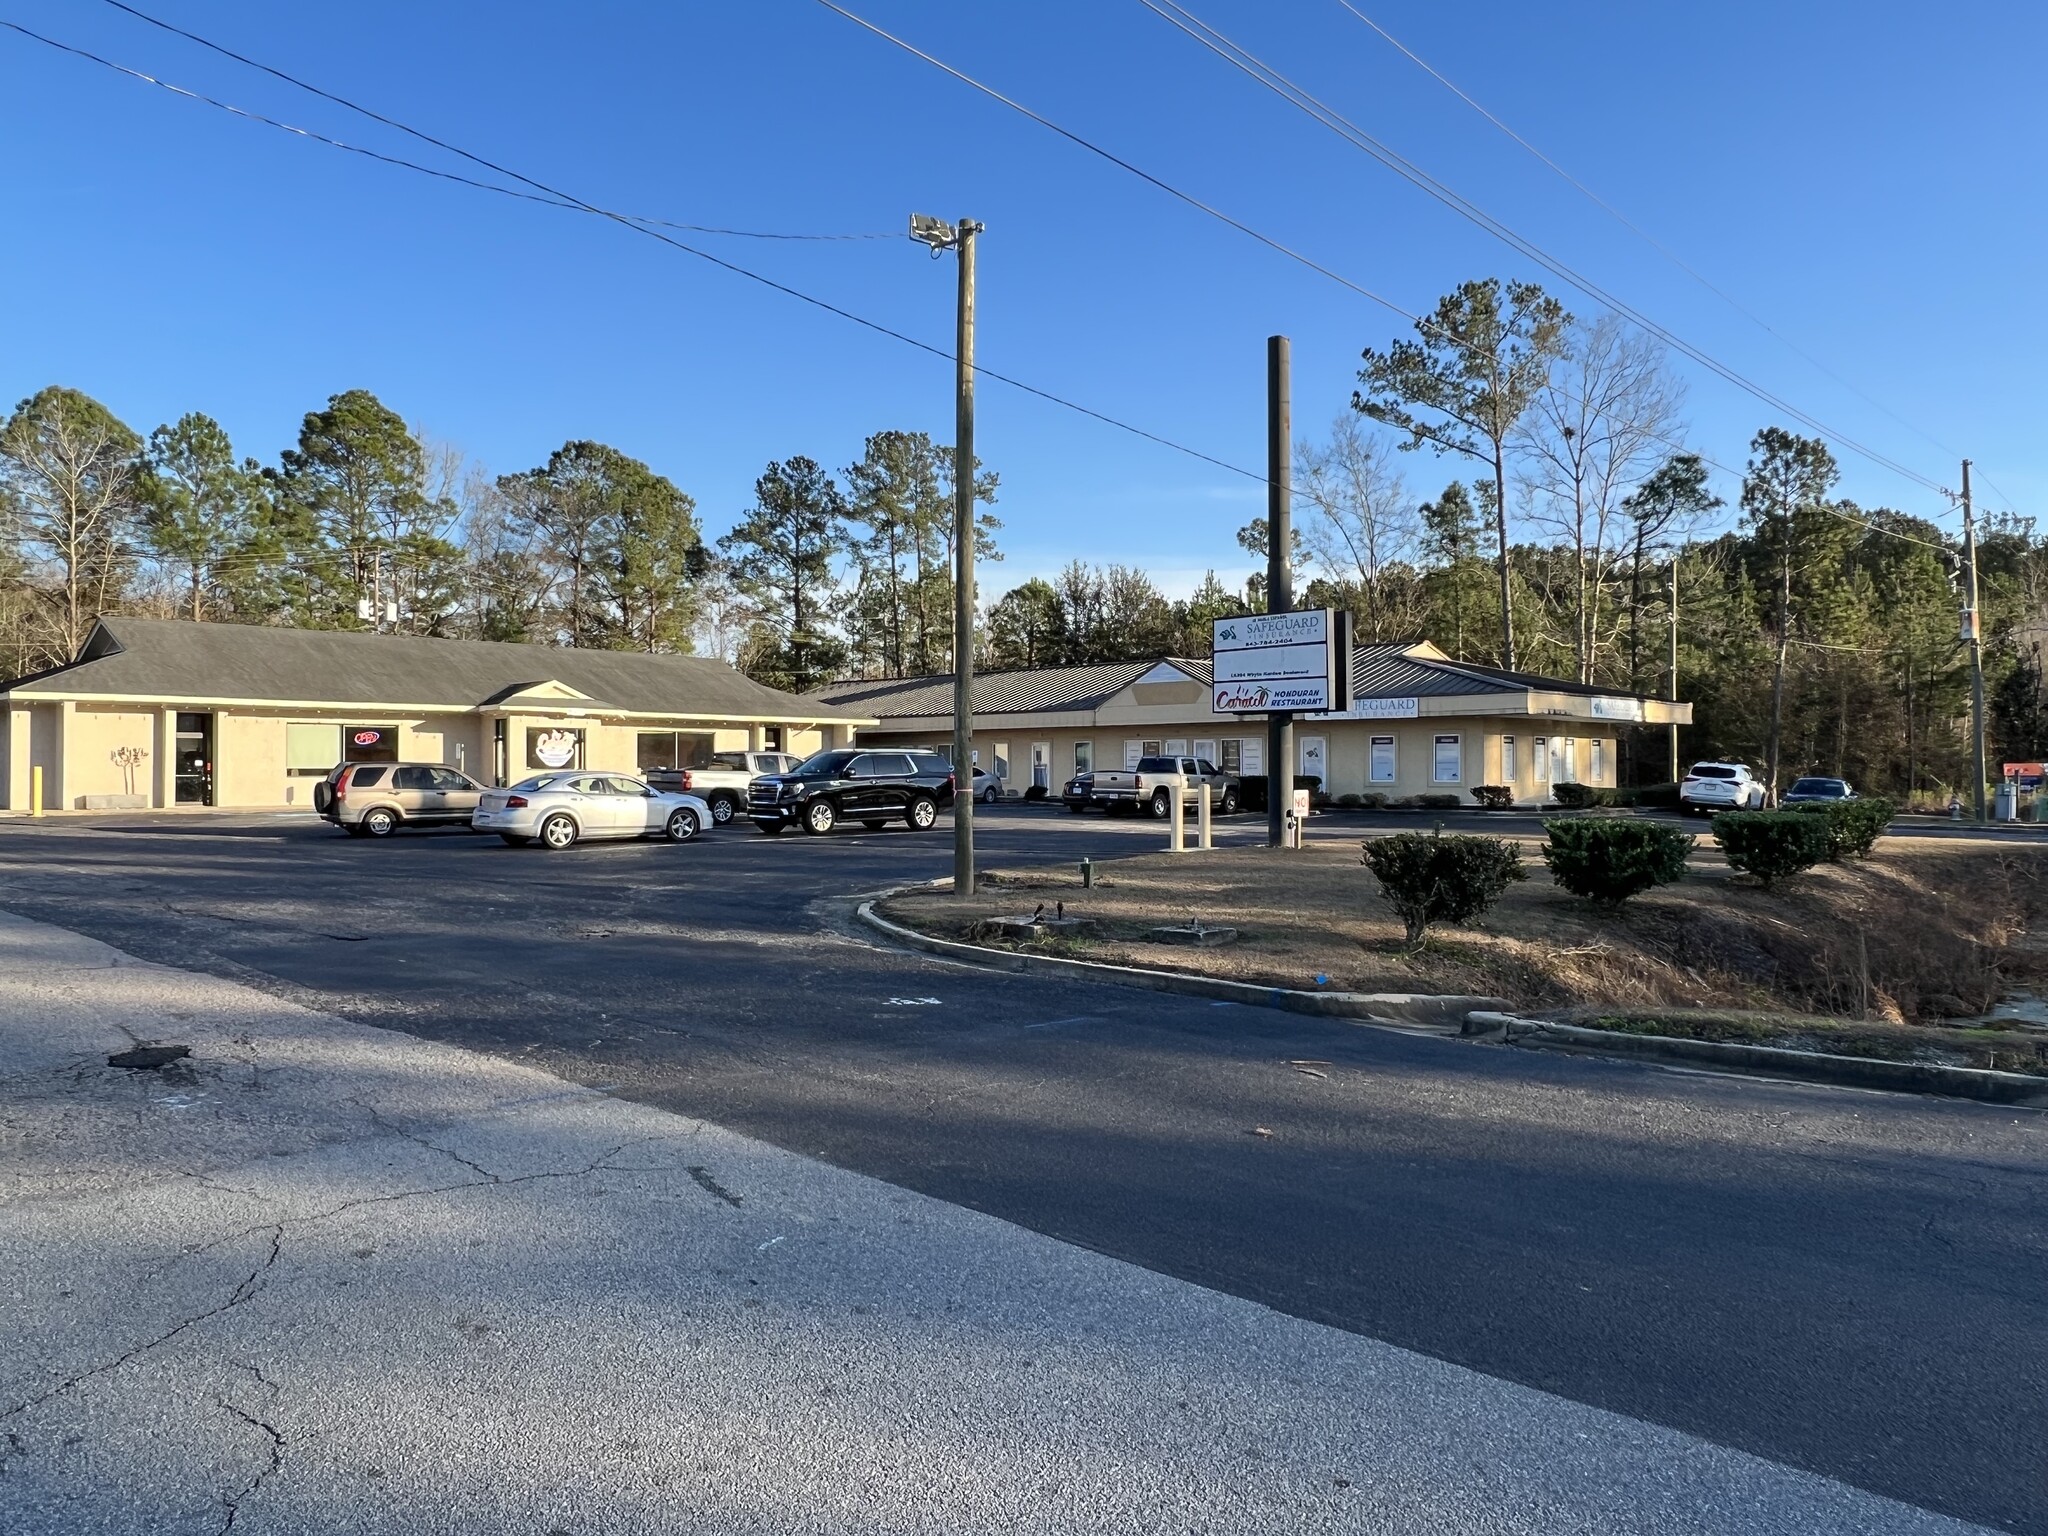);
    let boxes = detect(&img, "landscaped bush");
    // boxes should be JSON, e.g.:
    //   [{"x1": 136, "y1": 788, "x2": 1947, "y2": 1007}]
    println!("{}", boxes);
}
[
  {"x1": 1418, "y1": 792, "x2": 1462, "y2": 809},
  {"x1": 1471, "y1": 784, "x2": 1515, "y2": 810},
  {"x1": 1359, "y1": 791, "x2": 1389, "y2": 809},
  {"x1": 1632, "y1": 781, "x2": 1682, "y2": 810},
  {"x1": 1542, "y1": 818, "x2": 1694, "y2": 905},
  {"x1": 1336, "y1": 792, "x2": 1363, "y2": 807},
  {"x1": 1786, "y1": 797, "x2": 1894, "y2": 860},
  {"x1": 1550, "y1": 782, "x2": 1604, "y2": 808},
  {"x1": 1361, "y1": 830, "x2": 1524, "y2": 944},
  {"x1": 1711, "y1": 810, "x2": 1833, "y2": 888}
]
